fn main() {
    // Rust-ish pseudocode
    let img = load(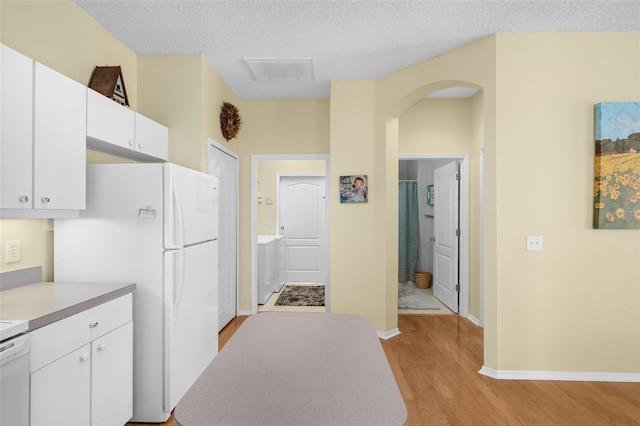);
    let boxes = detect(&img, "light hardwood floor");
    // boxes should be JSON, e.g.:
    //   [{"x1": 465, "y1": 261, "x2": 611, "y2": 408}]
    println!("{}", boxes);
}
[{"x1": 130, "y1": 314, "x2": 640, "y2": 426}]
